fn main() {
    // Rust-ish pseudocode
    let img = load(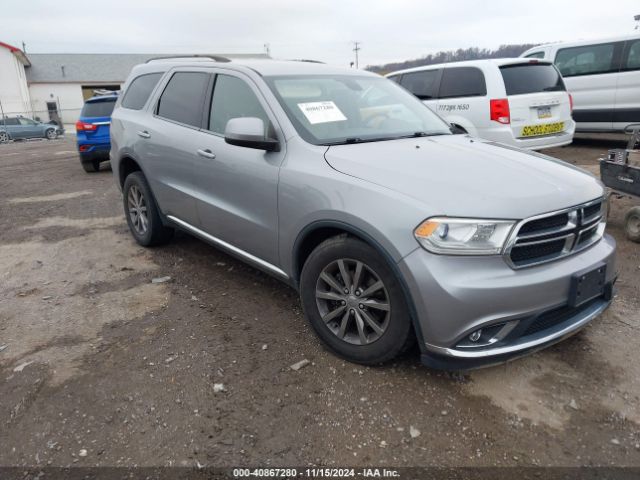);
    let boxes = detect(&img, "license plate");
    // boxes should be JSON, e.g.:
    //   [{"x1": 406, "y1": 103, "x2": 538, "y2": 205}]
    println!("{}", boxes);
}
[
  {"x1": 521, "y1": 122, "x2": 564, "y2": 137},
  {"x1": 537, "y1": 106, "x2": 552, "y2": 119},
  {"x1": 569, "y1": 263, "x2": 606, "y2": 307}
]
